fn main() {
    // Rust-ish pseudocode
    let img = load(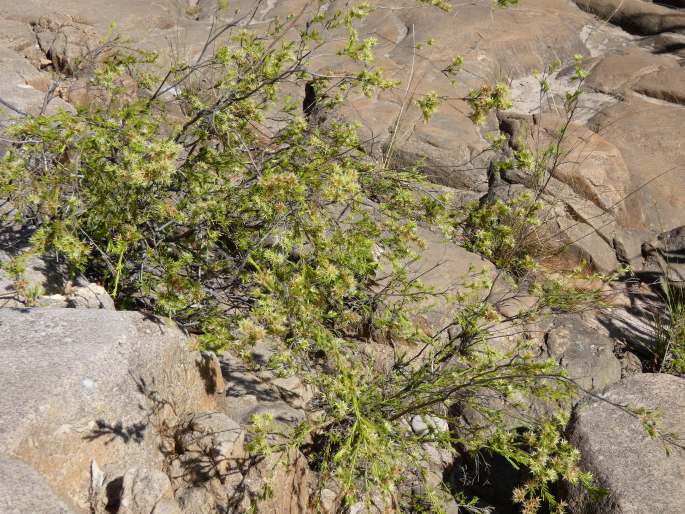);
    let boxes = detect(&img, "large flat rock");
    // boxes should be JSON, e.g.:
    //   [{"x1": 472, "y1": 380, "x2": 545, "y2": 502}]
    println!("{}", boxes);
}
[
  {"x1": 378, "y1": 226, "x2": 496, "y2": 332},
  {"x1": 568, "y1": 373, "x2": 685, "y2": 514},
  {"x1": 0, "y1": 46, "x2": 72, "y2": 122},
  {"x1": 0, "y1": 454, "x2": 77, "y2": 514},
  {"x1": 589, "y1": 93, "x2": 685, "y2": 231},
  {"x1": 574, "y1": 0, "x2": 685, "y2": 36},
  {"x1": 319, "y1": 0, "x2": 596, "y2": 189},
  {"x1": 0, "y1": 308, "x2": 220, "y2": 512}
]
